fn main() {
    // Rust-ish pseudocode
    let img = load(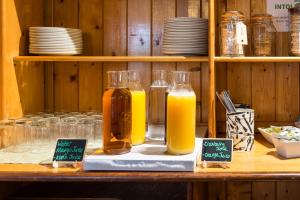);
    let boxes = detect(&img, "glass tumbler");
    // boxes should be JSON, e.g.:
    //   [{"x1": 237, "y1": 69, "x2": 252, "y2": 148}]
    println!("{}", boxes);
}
[
  {"x1": 46, "y1": 117, "x2": 61, "y2": 145},
  {"x1": 60, "y1": 117, "x2": 78, "y2": 138},
  {"x1": 0, "y1": 120, "x2": 15, "y2": 152},
  {"x1": 77, "y1": 117, "x2": 94, "y2": 147},
  {"x1": 30, "y1": 119, "x2": 51, "y2": 153},
  {"x1": 92, "y1": 114, "x2": 103, "y2": 147},
  {"x1": 11, "y1": 119, "x2": 28, "y2": 153}
]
